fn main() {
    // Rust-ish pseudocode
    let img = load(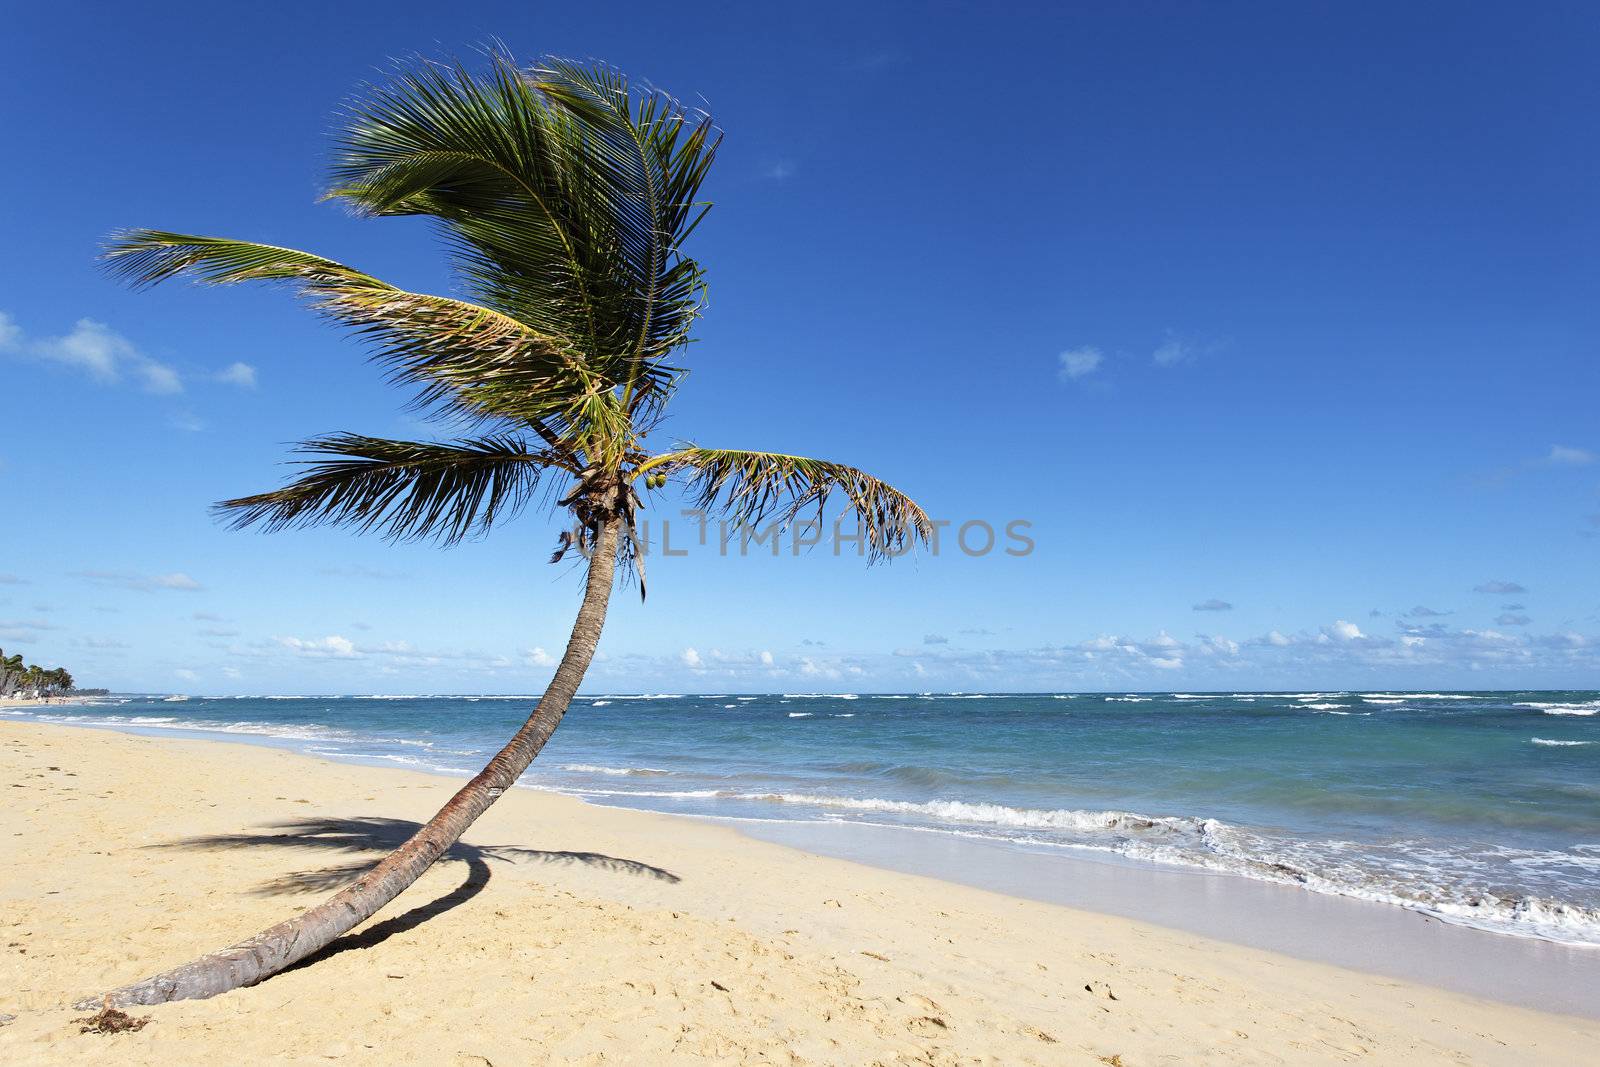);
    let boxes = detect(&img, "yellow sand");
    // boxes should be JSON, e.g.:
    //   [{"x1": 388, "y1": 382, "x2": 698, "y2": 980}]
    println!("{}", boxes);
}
[{"x1": 1, "y1": 721, "x2": 1594, "y2": 1065}]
